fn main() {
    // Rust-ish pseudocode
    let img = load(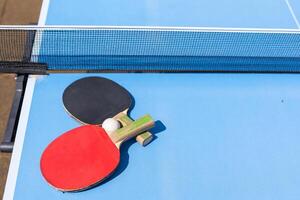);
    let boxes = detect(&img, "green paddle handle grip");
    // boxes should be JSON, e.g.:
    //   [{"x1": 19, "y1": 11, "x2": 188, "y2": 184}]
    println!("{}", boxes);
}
[
  {"x1": 111, "y1": 114, "x2": 155, "y2": 144},
  {"x1": 117, "y1": 114, "x2": 153, "y2": 146}
]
